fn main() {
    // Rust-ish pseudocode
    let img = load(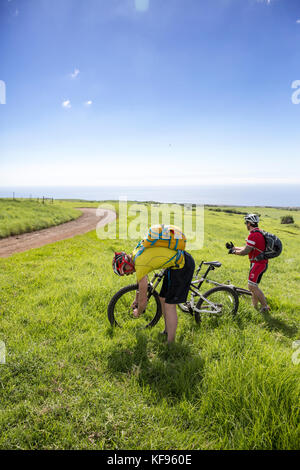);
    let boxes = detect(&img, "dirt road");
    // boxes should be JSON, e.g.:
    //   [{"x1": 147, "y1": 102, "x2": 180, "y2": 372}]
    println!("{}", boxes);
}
[{"x1": 0, "y1": 207, "x2": 116, "y2": 258}]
